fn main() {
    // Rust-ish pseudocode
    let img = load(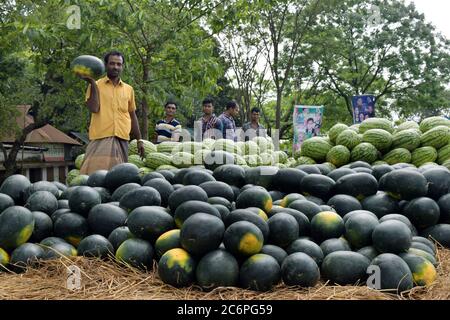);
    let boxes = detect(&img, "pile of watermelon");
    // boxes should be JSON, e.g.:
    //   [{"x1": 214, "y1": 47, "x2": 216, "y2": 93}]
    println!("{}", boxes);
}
[
  {"x1": 299, "y1": 116, "x2": 450, "y2": 169},
  {"x1": 1, "y1": 116, "x2": 450, "y2": 294}
]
